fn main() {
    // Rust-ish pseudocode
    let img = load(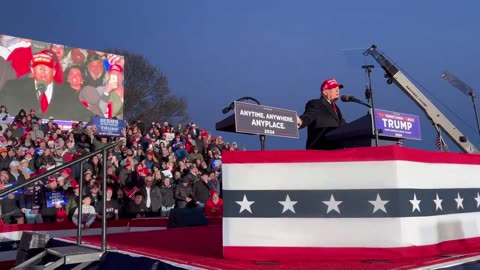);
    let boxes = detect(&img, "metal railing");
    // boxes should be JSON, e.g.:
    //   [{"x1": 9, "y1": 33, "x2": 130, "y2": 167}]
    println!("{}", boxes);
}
[{"x1": 0, "y1": 141, "x2": 122, "y2": 252}]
